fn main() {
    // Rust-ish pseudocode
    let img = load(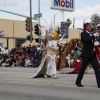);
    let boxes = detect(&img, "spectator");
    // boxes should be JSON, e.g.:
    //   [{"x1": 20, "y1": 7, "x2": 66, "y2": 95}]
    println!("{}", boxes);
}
[
  {"x1": 9, "y1": 53, "x2": 15, "y2": 67},
  {"x1": 18, "y1": 53, "x2": 22, "y2": 61},
  {"x1": 2, "y1": 59, "x2": 9, "y2": 67},
  {"x1": 0, "y1": 57, "x2": 3, "y2": 66},
  {"x1": 70, "y1": 42, "x2": 76, "y2": 51},
  {"x1": 4, "y1": 47, "x2": 10, "y2": 55},
  {"x1": 25, "y1": 56, "x2": 31, "y2": 67},
  {"x1": 2, "y1": 53, "x2": 9, "y2": 63},
  {"x1": 68, "y1": 50, "x2": 78, "y2": 68},
  {"x1": 76, "y1": 44, "x2": 82, "y2": 57}
]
